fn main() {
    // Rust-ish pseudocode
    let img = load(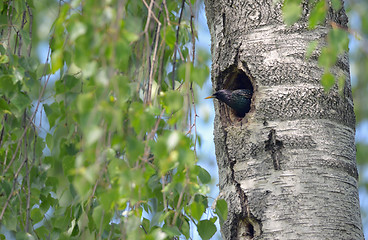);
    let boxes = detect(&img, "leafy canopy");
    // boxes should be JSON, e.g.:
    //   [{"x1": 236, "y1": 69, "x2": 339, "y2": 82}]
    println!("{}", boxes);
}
[{"x1": 0, "y1": 0, "x2": 225, "y2": 239}]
